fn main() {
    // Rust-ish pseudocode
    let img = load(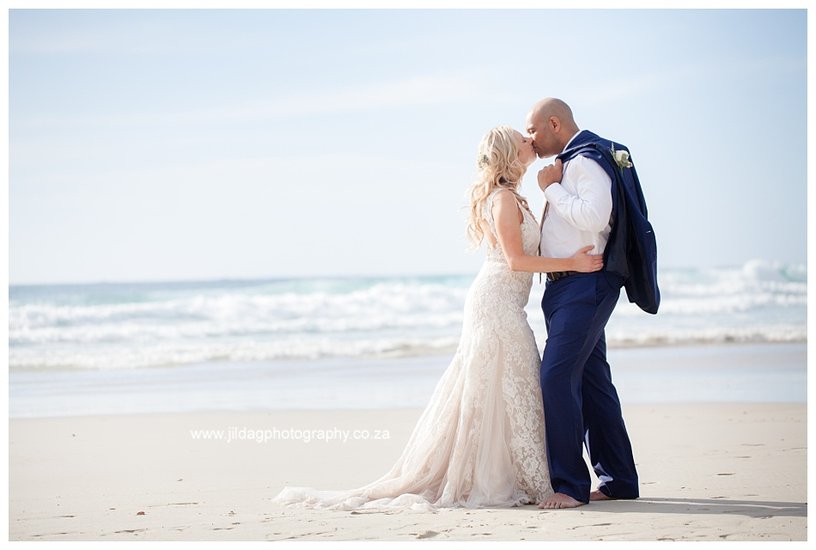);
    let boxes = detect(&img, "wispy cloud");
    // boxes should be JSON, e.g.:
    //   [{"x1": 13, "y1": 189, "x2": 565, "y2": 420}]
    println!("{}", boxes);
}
[
  {"x1": 19, "y1": 71, "x2": 513, "y2": 129},
  {"x1": 10, "y1": 15, "x2": 243, "y2": 56},
  {"x1": 573, "y1": 54, "x2": 804, "y2": 107}
]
